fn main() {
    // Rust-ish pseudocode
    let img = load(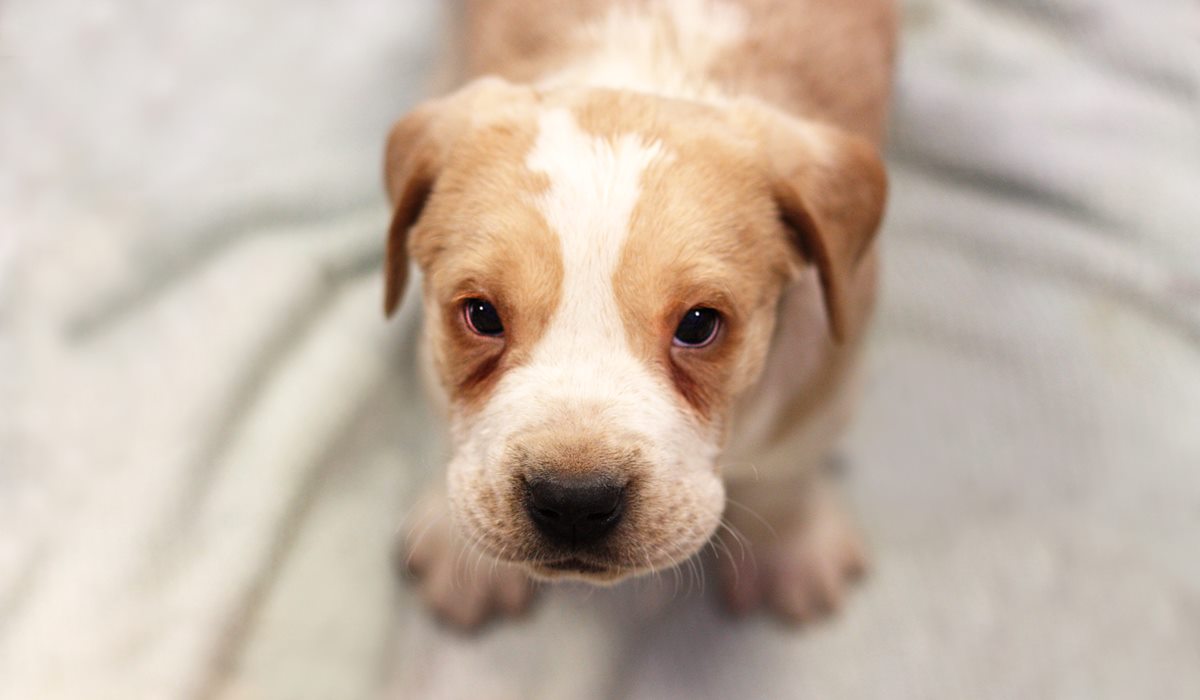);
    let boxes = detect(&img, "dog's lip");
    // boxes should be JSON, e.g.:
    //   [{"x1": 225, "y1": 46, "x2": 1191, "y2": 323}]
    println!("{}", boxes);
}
[{"x1": 539, "y1": 557, "x2": 611, "y2": 574}]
